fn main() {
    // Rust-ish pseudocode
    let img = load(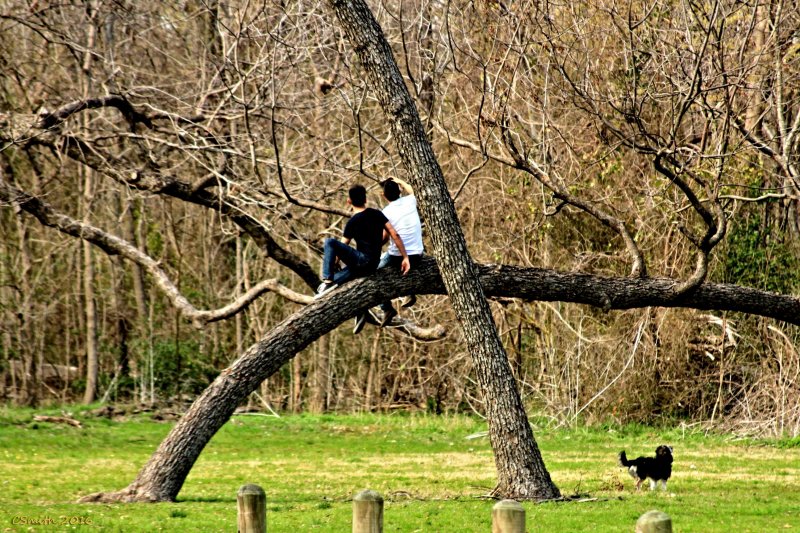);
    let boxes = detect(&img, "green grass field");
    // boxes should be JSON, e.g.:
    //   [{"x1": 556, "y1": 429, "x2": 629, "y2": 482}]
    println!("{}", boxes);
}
[{"x1": 0, "y1": 406, "x2": 798, "y2": 532}]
